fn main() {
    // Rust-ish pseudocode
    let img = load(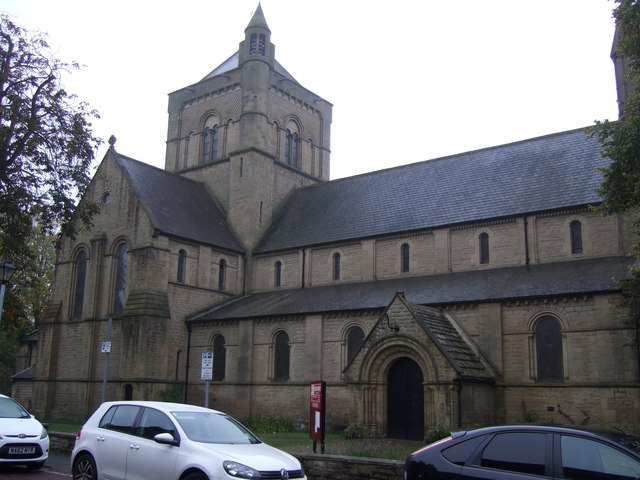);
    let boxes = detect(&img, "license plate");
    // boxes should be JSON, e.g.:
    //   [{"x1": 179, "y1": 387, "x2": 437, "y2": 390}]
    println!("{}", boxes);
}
[{"x1": 8, "y1": 446, "x2": 36, "y2": 454}]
